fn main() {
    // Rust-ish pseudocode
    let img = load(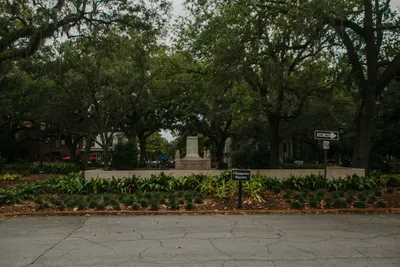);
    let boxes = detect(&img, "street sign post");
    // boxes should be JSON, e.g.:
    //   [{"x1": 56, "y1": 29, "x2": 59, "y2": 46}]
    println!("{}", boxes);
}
[
  {"x1": 322, "y1": 141, "x2": 330, "y2": 187},
  {"x1": 231, "y1": 169, "x2": 251, "y2": 209},
  {"x1": 314, "y1": 130, "x2": 339, "y2": 140}
]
